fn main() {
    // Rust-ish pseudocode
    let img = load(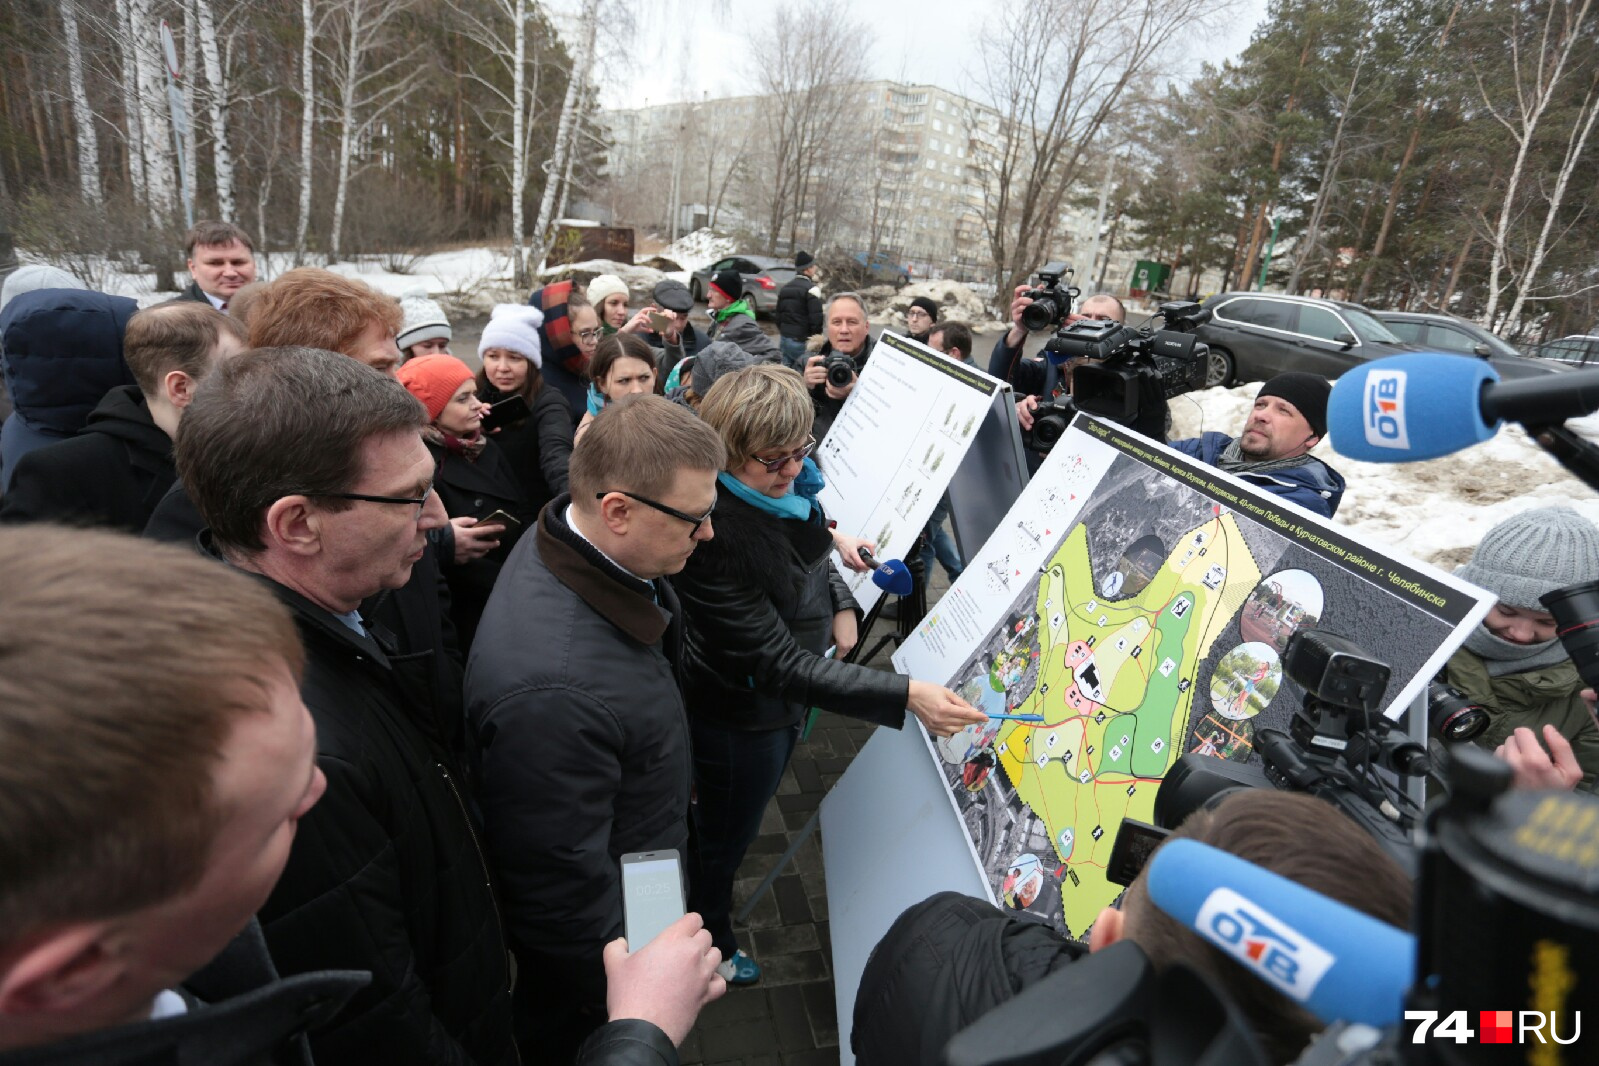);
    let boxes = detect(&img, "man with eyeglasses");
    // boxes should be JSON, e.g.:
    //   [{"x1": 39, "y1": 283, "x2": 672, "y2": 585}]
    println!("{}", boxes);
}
[
  {"x1": 467, "y1": 393, "x2": 730, "y2": 1063},
  {"x1": 175, "y1": 351, "x2": 724, "y2": 1066}
]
